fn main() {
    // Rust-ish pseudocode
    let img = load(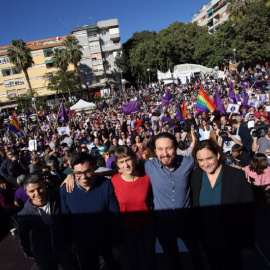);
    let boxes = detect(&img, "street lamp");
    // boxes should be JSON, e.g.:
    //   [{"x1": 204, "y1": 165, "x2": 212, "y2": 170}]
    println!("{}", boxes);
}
[
  {"x1": 121, "y1": 79, "x2": 127, "y2": 101},
  {"x1": 146, "y1": 68, "x2": 151, "y2": 84},
  {"x1": 32, "y1": 97, "x2": 40, "y2": 126},
  {"x1": 233, "y1": 48, "x2": 236, "y2": 64},
  {"x1": 214, "y1": 66, "x2": 219, "y2": 84}
]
